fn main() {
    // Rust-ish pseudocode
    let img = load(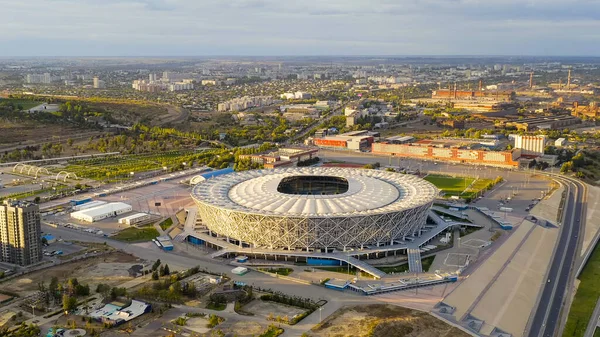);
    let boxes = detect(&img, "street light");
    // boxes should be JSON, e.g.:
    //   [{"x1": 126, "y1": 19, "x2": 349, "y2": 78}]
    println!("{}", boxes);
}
[{"x1": 319, "y1": 307, "x2": 323, "y2": 323}]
